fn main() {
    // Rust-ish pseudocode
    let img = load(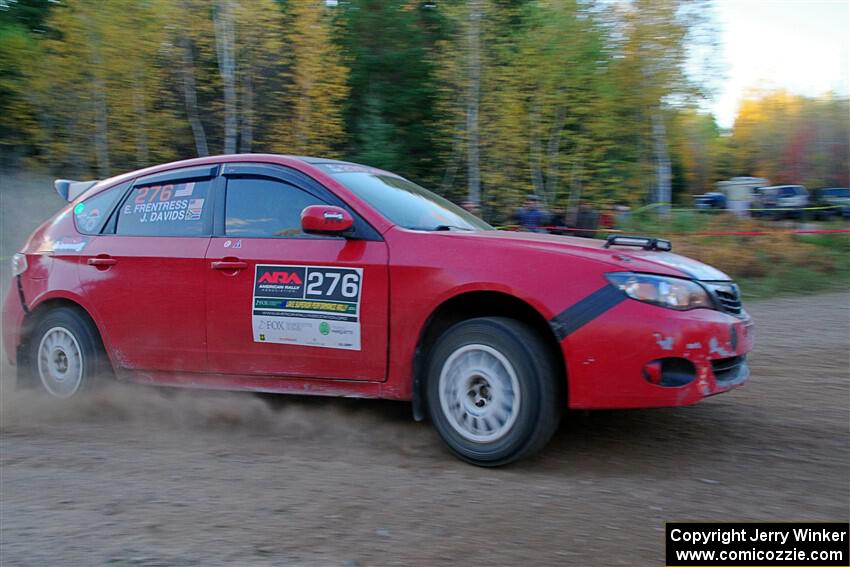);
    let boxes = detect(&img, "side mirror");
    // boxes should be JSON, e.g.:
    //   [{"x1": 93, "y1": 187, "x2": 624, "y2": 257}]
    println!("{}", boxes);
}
[{"x1": 301, "y1": 205, "x2": 354, "y2": 235}]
